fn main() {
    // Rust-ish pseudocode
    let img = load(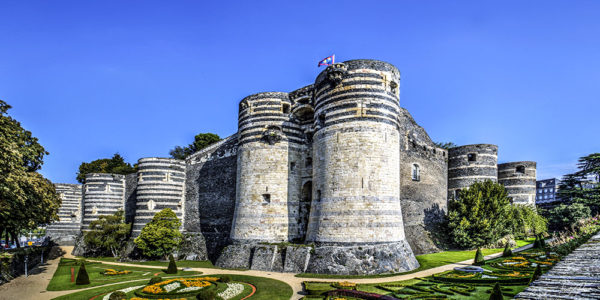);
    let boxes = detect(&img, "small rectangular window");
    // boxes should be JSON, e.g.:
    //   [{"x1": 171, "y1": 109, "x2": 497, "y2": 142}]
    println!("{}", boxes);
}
[
  {"x1": 290, "y1": 162, "x2": 296, "y2": 171},
  {"x1": 262, "y1": 194, "x2": 271, "y2": 203},
  {"x1": 282, "y1": 103, "x2": 290, "y2": 114},
  {"x1": 467, "y1": 153, "x2": 477, "y2": 162}
]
